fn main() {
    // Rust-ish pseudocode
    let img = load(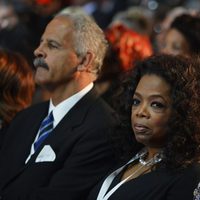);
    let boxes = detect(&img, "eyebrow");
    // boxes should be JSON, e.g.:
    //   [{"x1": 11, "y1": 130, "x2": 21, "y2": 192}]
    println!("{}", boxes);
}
[{"x1": 40, "y1": 38, "x2": 62, "y2": 47}]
